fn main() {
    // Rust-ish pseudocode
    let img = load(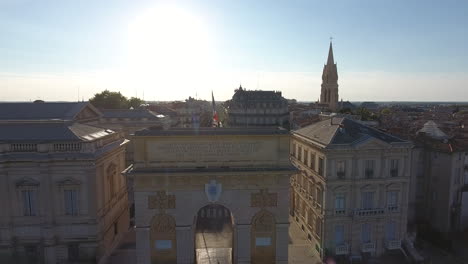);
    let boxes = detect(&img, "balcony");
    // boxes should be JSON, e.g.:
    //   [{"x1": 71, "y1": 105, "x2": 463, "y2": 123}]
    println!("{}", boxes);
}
[
  {"x1": 337, "y1": 171, "x2": 345, "y2": 179},
  {"x1": 387, "y1": 206, "x2": 399, "y2": 212},
  {"x1": 335, "y1": 244, "x2": 349, "y2": 255},
  {"x1": 354, "y1": 208, "x2": 385, "y2": 217},
  {"x1": 390, "y1": 169, "x2": 398, "y2": 177},
  {"x1": 361, "y1": 242, "x2": 376, "y2": 252},
  {"x1": 334, "y1": 209, "x2": 346, "y2": 216},
  {"x1": 386, "y1": 240, "x2": 401, "y2": 250}
]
